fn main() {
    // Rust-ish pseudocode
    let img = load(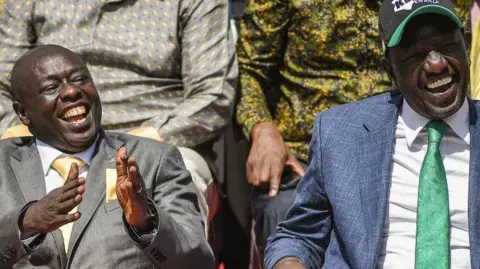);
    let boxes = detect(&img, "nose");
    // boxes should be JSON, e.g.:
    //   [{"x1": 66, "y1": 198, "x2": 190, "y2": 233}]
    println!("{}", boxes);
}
[
  {"x1": 59, "y1": 83, "x2": 82, "y2": 102},
  {"x1": 423, "y1": 50, "x2": 448, "y2": 74}
]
